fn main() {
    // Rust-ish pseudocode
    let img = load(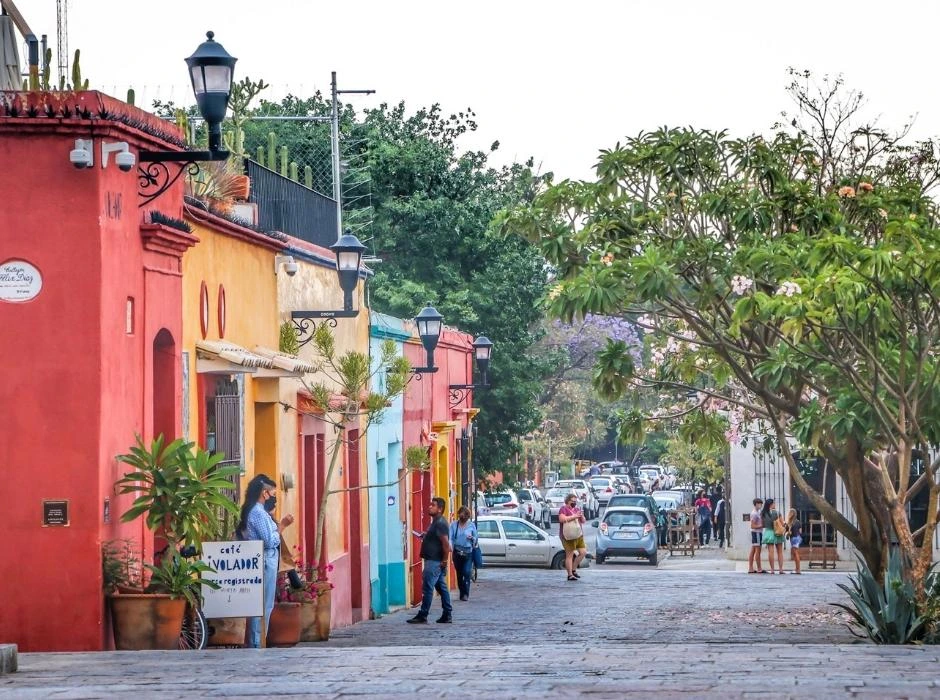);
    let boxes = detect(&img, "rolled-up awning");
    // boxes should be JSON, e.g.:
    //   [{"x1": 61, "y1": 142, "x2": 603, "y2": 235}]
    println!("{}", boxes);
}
[{"x1": 195, "y1": 340, "x2": 310, "y2": 378}]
